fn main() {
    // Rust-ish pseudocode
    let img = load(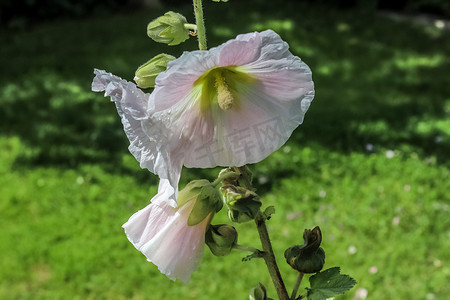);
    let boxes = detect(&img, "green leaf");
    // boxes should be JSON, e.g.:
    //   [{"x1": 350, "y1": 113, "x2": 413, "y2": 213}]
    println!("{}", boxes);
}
[{"x1": 306, "y1": 267, "x2": 356, "y2": 300}]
